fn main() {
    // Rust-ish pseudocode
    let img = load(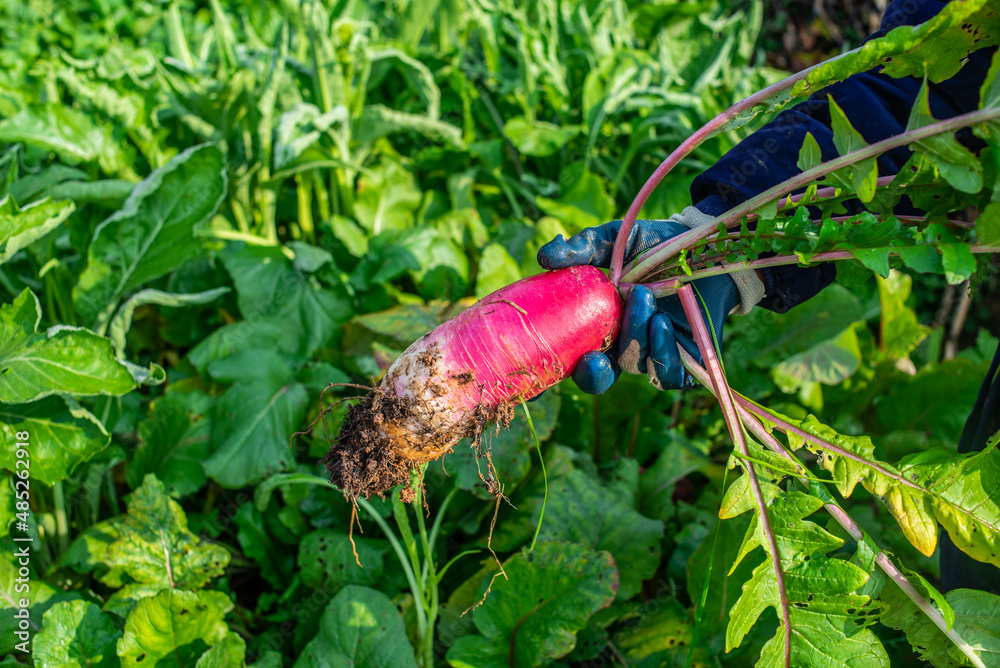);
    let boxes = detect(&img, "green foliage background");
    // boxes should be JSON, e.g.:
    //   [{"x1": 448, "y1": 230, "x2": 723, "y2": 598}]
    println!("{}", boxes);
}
[{"x1": 0, "y1": 0, "x2": 998, "y2": 666}]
